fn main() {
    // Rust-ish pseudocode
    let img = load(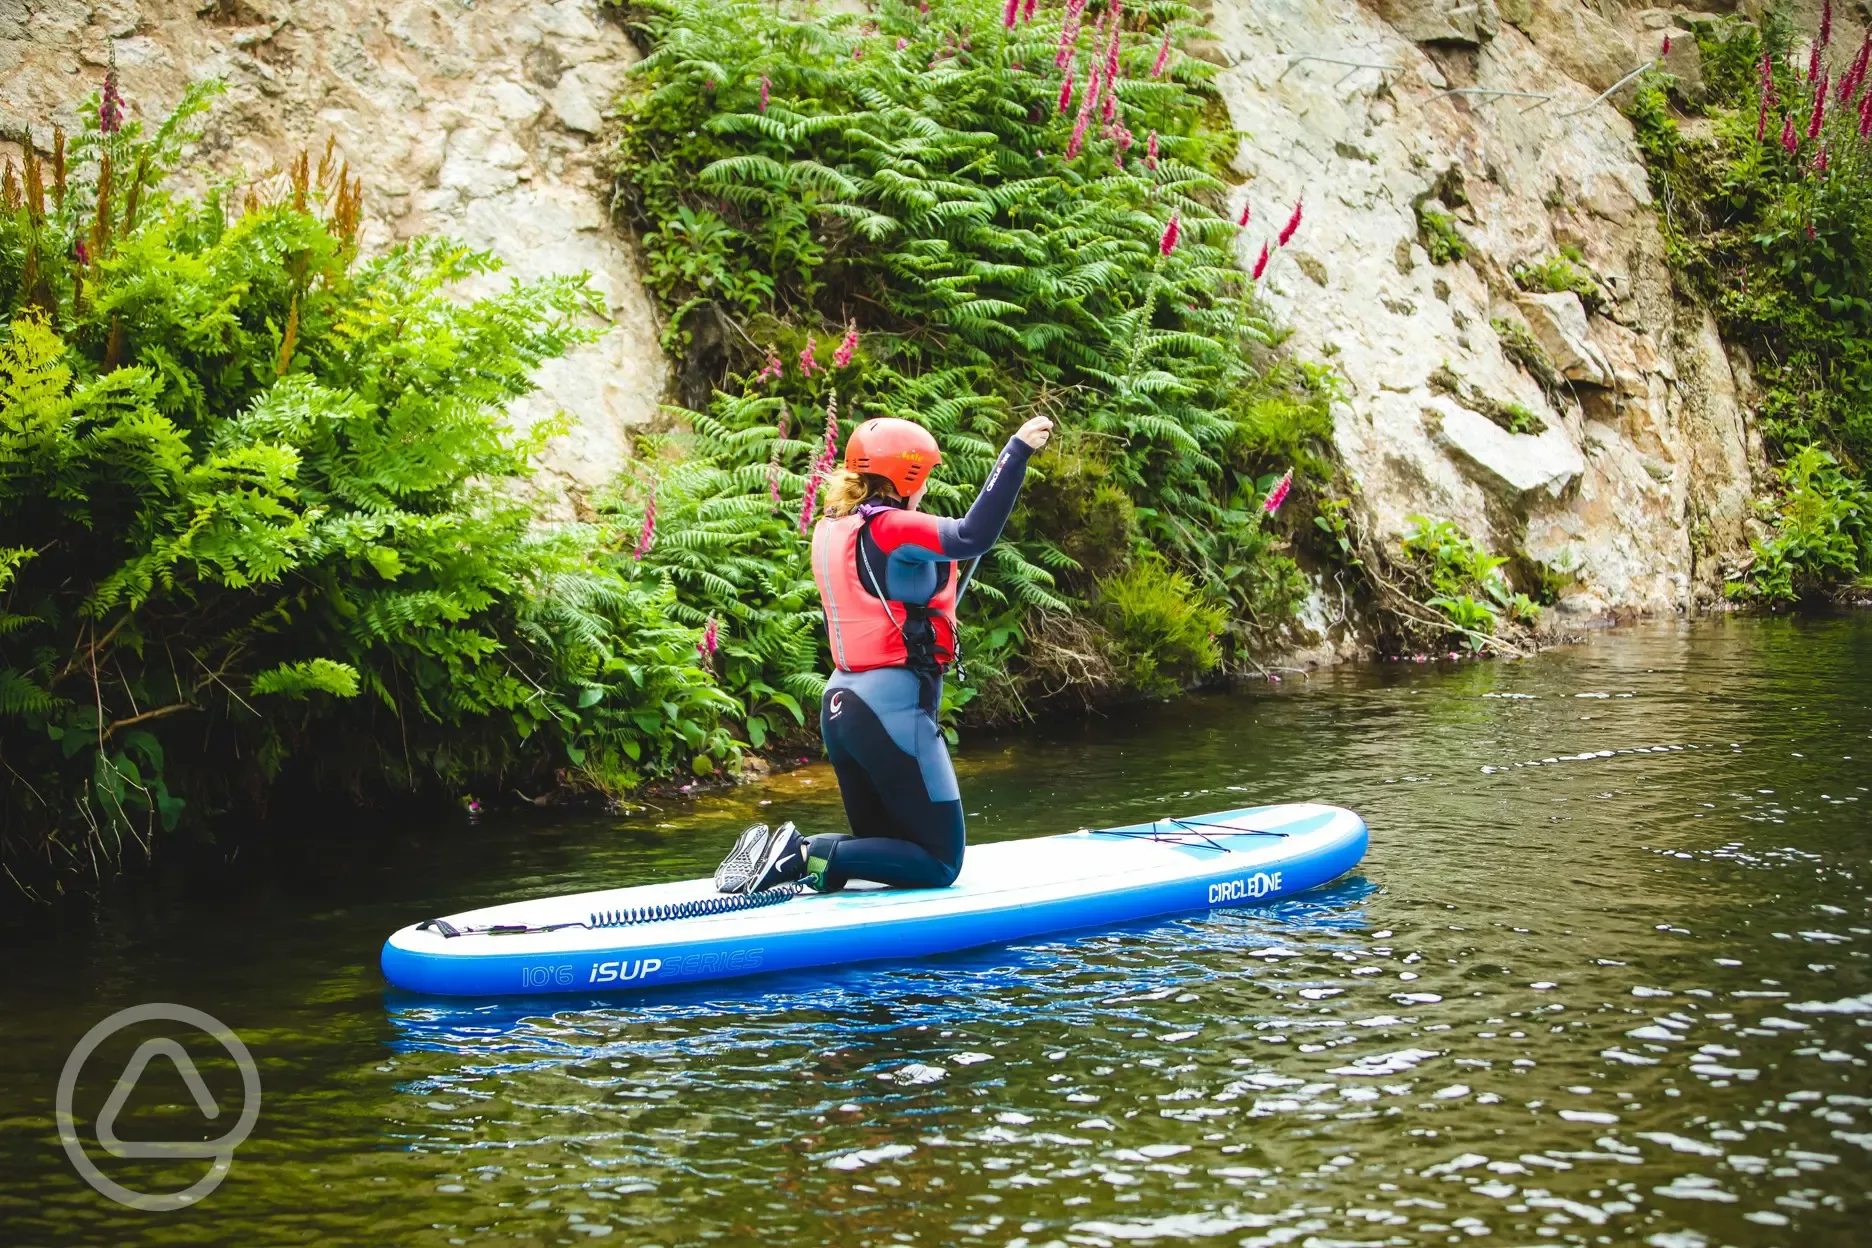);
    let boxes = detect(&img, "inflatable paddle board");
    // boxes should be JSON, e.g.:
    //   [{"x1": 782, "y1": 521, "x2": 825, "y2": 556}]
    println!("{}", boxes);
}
[{"x1": 380, "y1": 803, "x2": 1367, "y2": 997}]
